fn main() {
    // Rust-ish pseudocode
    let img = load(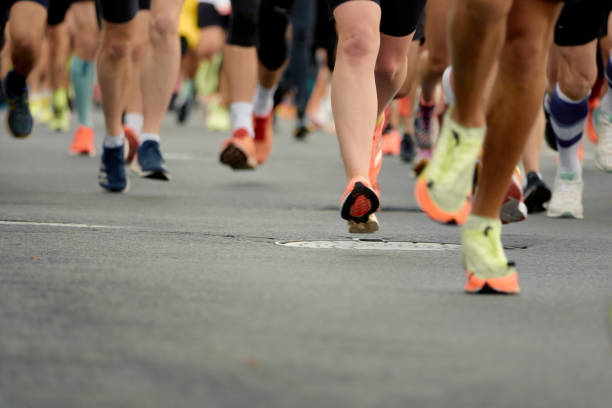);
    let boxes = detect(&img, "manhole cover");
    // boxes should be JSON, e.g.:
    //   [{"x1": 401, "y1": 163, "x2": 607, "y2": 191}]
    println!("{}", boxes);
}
[{"x1": 276, "y1": 239, "x2": 460, "y2": 251}]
